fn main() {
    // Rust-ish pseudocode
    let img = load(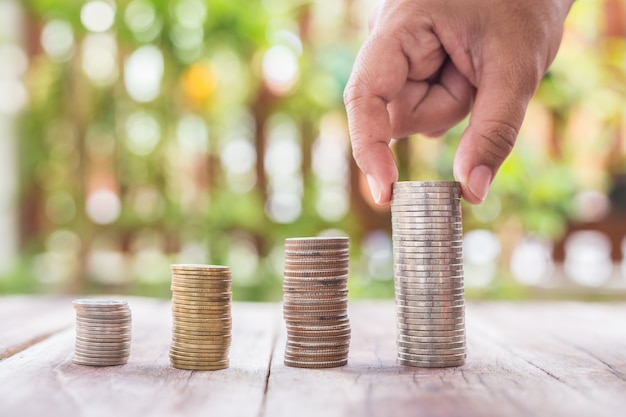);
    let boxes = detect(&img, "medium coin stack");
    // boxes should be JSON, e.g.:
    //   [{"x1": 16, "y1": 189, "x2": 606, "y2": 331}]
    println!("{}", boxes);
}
[
  {"x1": 169, "y1": 264, "x2": 232, "y2": 371},
  {"x1": 283, "y1": 237, "x2": 351, "y2": 368},
  {"x1": 72, "y1": 299, "x2": 132, "y2": 366},
  {"x1": 391, "y1": 181, "x2": 466, "y2": 368}
]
